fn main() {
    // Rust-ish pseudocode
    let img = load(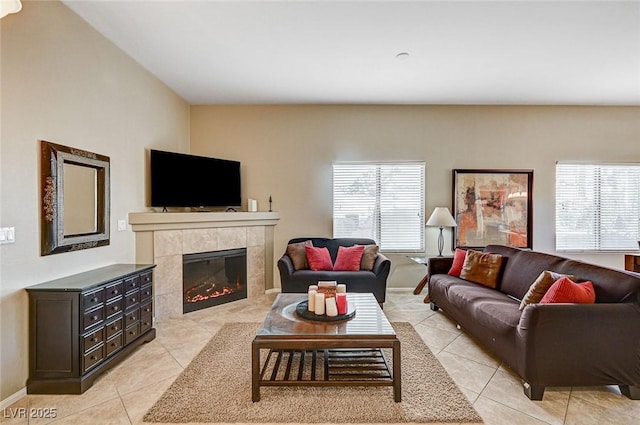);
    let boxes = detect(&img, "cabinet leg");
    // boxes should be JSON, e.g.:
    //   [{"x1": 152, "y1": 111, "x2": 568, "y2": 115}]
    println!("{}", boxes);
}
[
  {"x1": 523, "y1": 382, "x2": 544, "y2": 400},
  {"x1": 620, "y1": 385, "x2": 640, "y2": 399}
]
